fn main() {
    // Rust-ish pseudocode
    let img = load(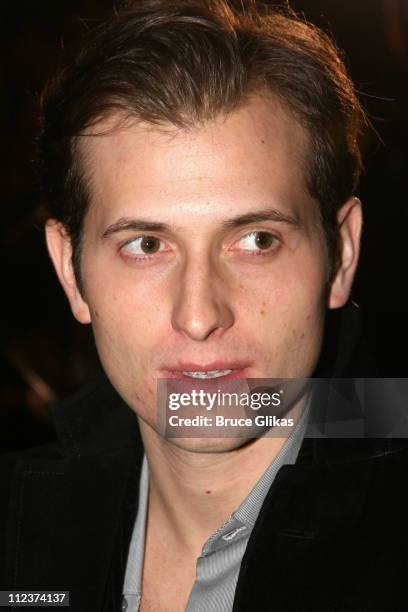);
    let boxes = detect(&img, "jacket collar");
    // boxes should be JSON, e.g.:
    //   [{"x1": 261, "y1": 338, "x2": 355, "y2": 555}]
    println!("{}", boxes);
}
[{"x1": 52, "y1": 372, "x2": 143, "y2": 460}]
